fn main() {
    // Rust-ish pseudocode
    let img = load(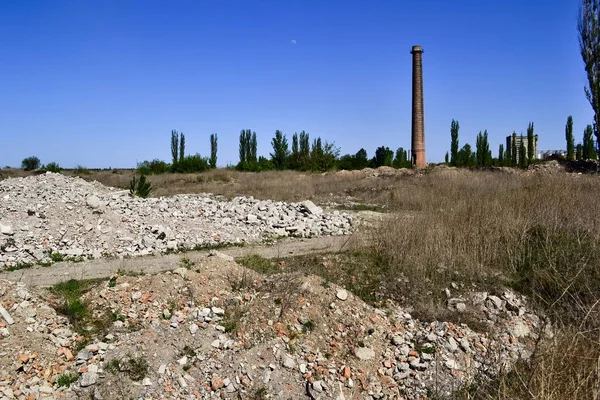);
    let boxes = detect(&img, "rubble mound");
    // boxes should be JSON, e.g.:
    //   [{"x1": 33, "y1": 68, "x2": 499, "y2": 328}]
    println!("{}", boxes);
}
[
  {"x1": 0, "y1": 255, "x2": 543, "y2": 399},
  {"x1": 0, "y1": 173, "x2": 352, "y2": 268}
]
